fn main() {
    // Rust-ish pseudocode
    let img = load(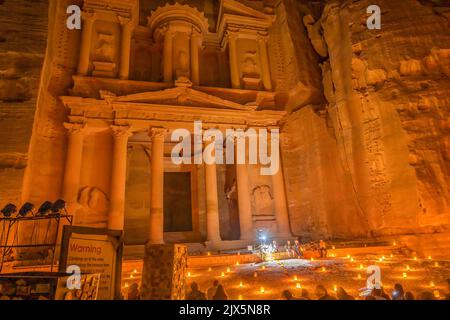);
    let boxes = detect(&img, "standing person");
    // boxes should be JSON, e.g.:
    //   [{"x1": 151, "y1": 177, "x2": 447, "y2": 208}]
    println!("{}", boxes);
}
[
  {"x1": 207, "y1": 280, "x2": 219, "y2": 300},
  {"x1": 272, "y1": 240, "x2": 278, "y2": 253},
  {"x1": 186, "y1": 282, "x2": 206, "y2": 300},
  {"x1": 212, "y1": 284, "x2": 228, "y2": 300},
  {"x1": 285, "y1": 240, "x2": 292, "y2": 257},
  {"x1": 293, "y1": 240, "x2": 302, "y2": 258},
  {"x1": 319, "y1": 240, "x2": 327, "y2": 258},
  {"x1": 127, "y1": 283, "x2": 140, "y2": 300}
]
